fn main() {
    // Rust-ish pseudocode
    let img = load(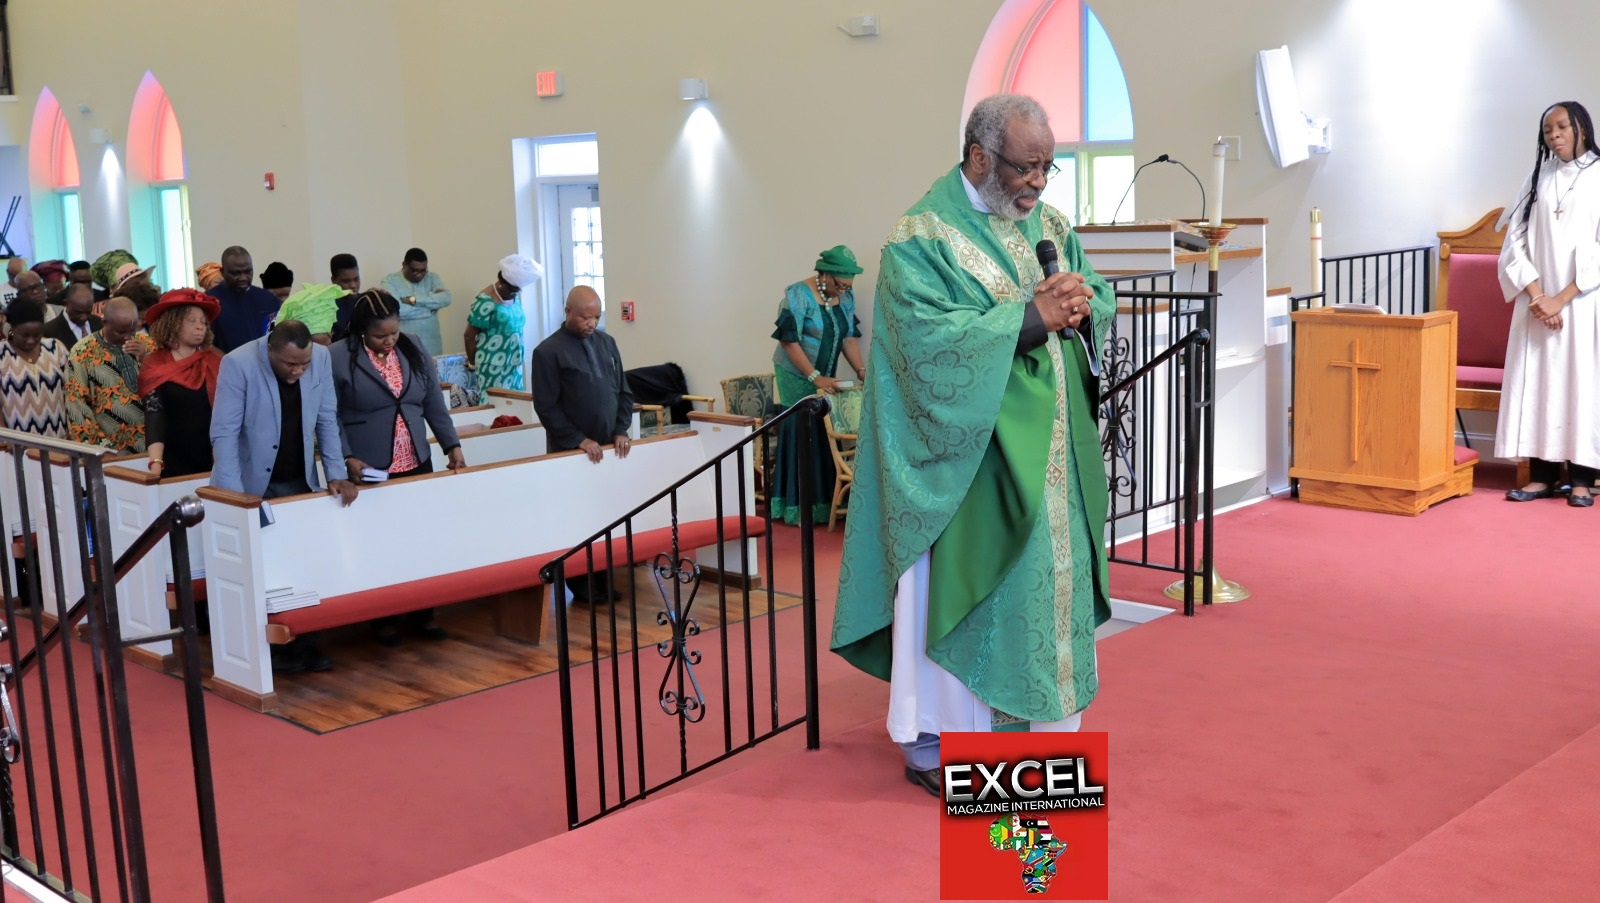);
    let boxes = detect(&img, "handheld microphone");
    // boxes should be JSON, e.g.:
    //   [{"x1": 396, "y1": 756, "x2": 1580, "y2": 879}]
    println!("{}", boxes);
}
[
  {"x1": 1034, "y1": 240, "x2": 1101, "y2": 377},
  {"x1": 1108, "y1": 154, "x2": 1169, "y2": 225}
]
